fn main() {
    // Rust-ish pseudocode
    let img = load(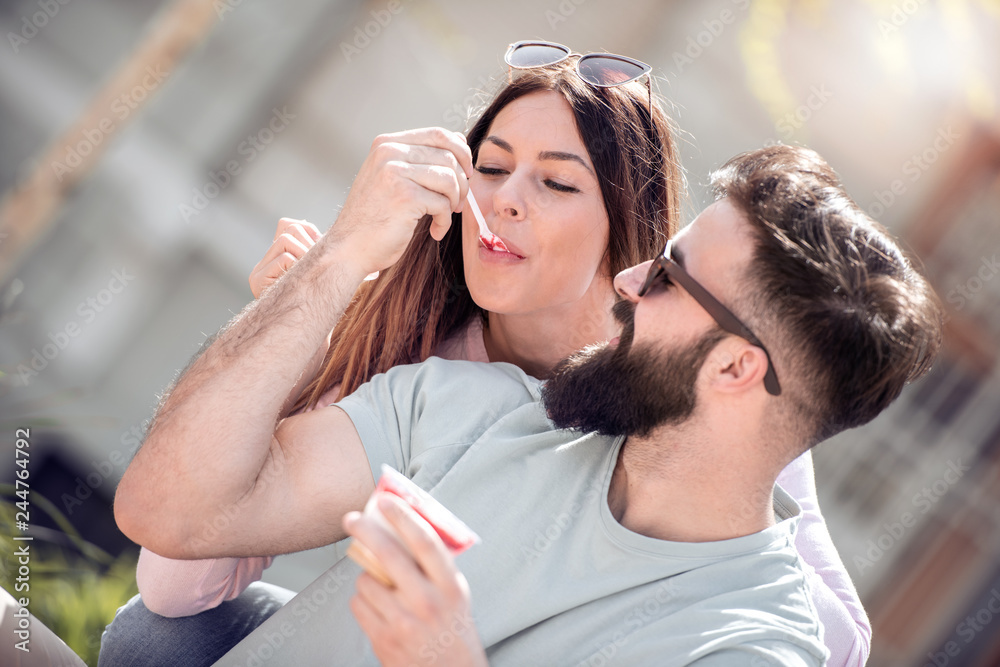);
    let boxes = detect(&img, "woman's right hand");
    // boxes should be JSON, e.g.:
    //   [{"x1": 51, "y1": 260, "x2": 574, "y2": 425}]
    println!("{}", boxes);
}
[
  {"x1": 249, "y1": 218, "x2": 322, "y2": 298},
  {"x1": 330, "y1": 128, "x2": 474, "y2": 277}
]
